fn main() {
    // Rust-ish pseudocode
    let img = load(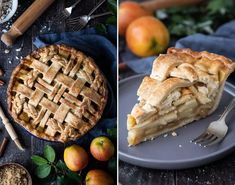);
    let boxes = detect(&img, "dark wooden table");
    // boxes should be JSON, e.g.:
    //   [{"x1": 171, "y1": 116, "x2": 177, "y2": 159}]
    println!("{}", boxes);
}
[{"x1": 0, "y1": 0, "x2": 110, "y2": 184}]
